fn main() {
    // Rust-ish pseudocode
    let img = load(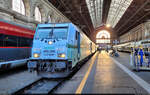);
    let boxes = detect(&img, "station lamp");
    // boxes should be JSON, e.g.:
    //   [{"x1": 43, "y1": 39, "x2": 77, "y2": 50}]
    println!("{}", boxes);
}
[{"x1": 106, "y1": 24, "x2": 111, "y2": 28}]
